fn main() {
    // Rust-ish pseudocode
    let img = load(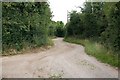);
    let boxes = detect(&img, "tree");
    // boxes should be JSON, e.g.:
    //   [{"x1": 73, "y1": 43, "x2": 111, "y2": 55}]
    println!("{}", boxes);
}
[
  {"x1": 2, "y1": 2, "x2": 52, "y2": 52},
  {"x1": 66, "y1": 11, "x2": 84, "y2": 38},
  {"x1": 55, "y1": 21, "x2": 65, "y2": 37},
  {"x1": 101, "y1": 2, "x2": 120, "y2": 51}
]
